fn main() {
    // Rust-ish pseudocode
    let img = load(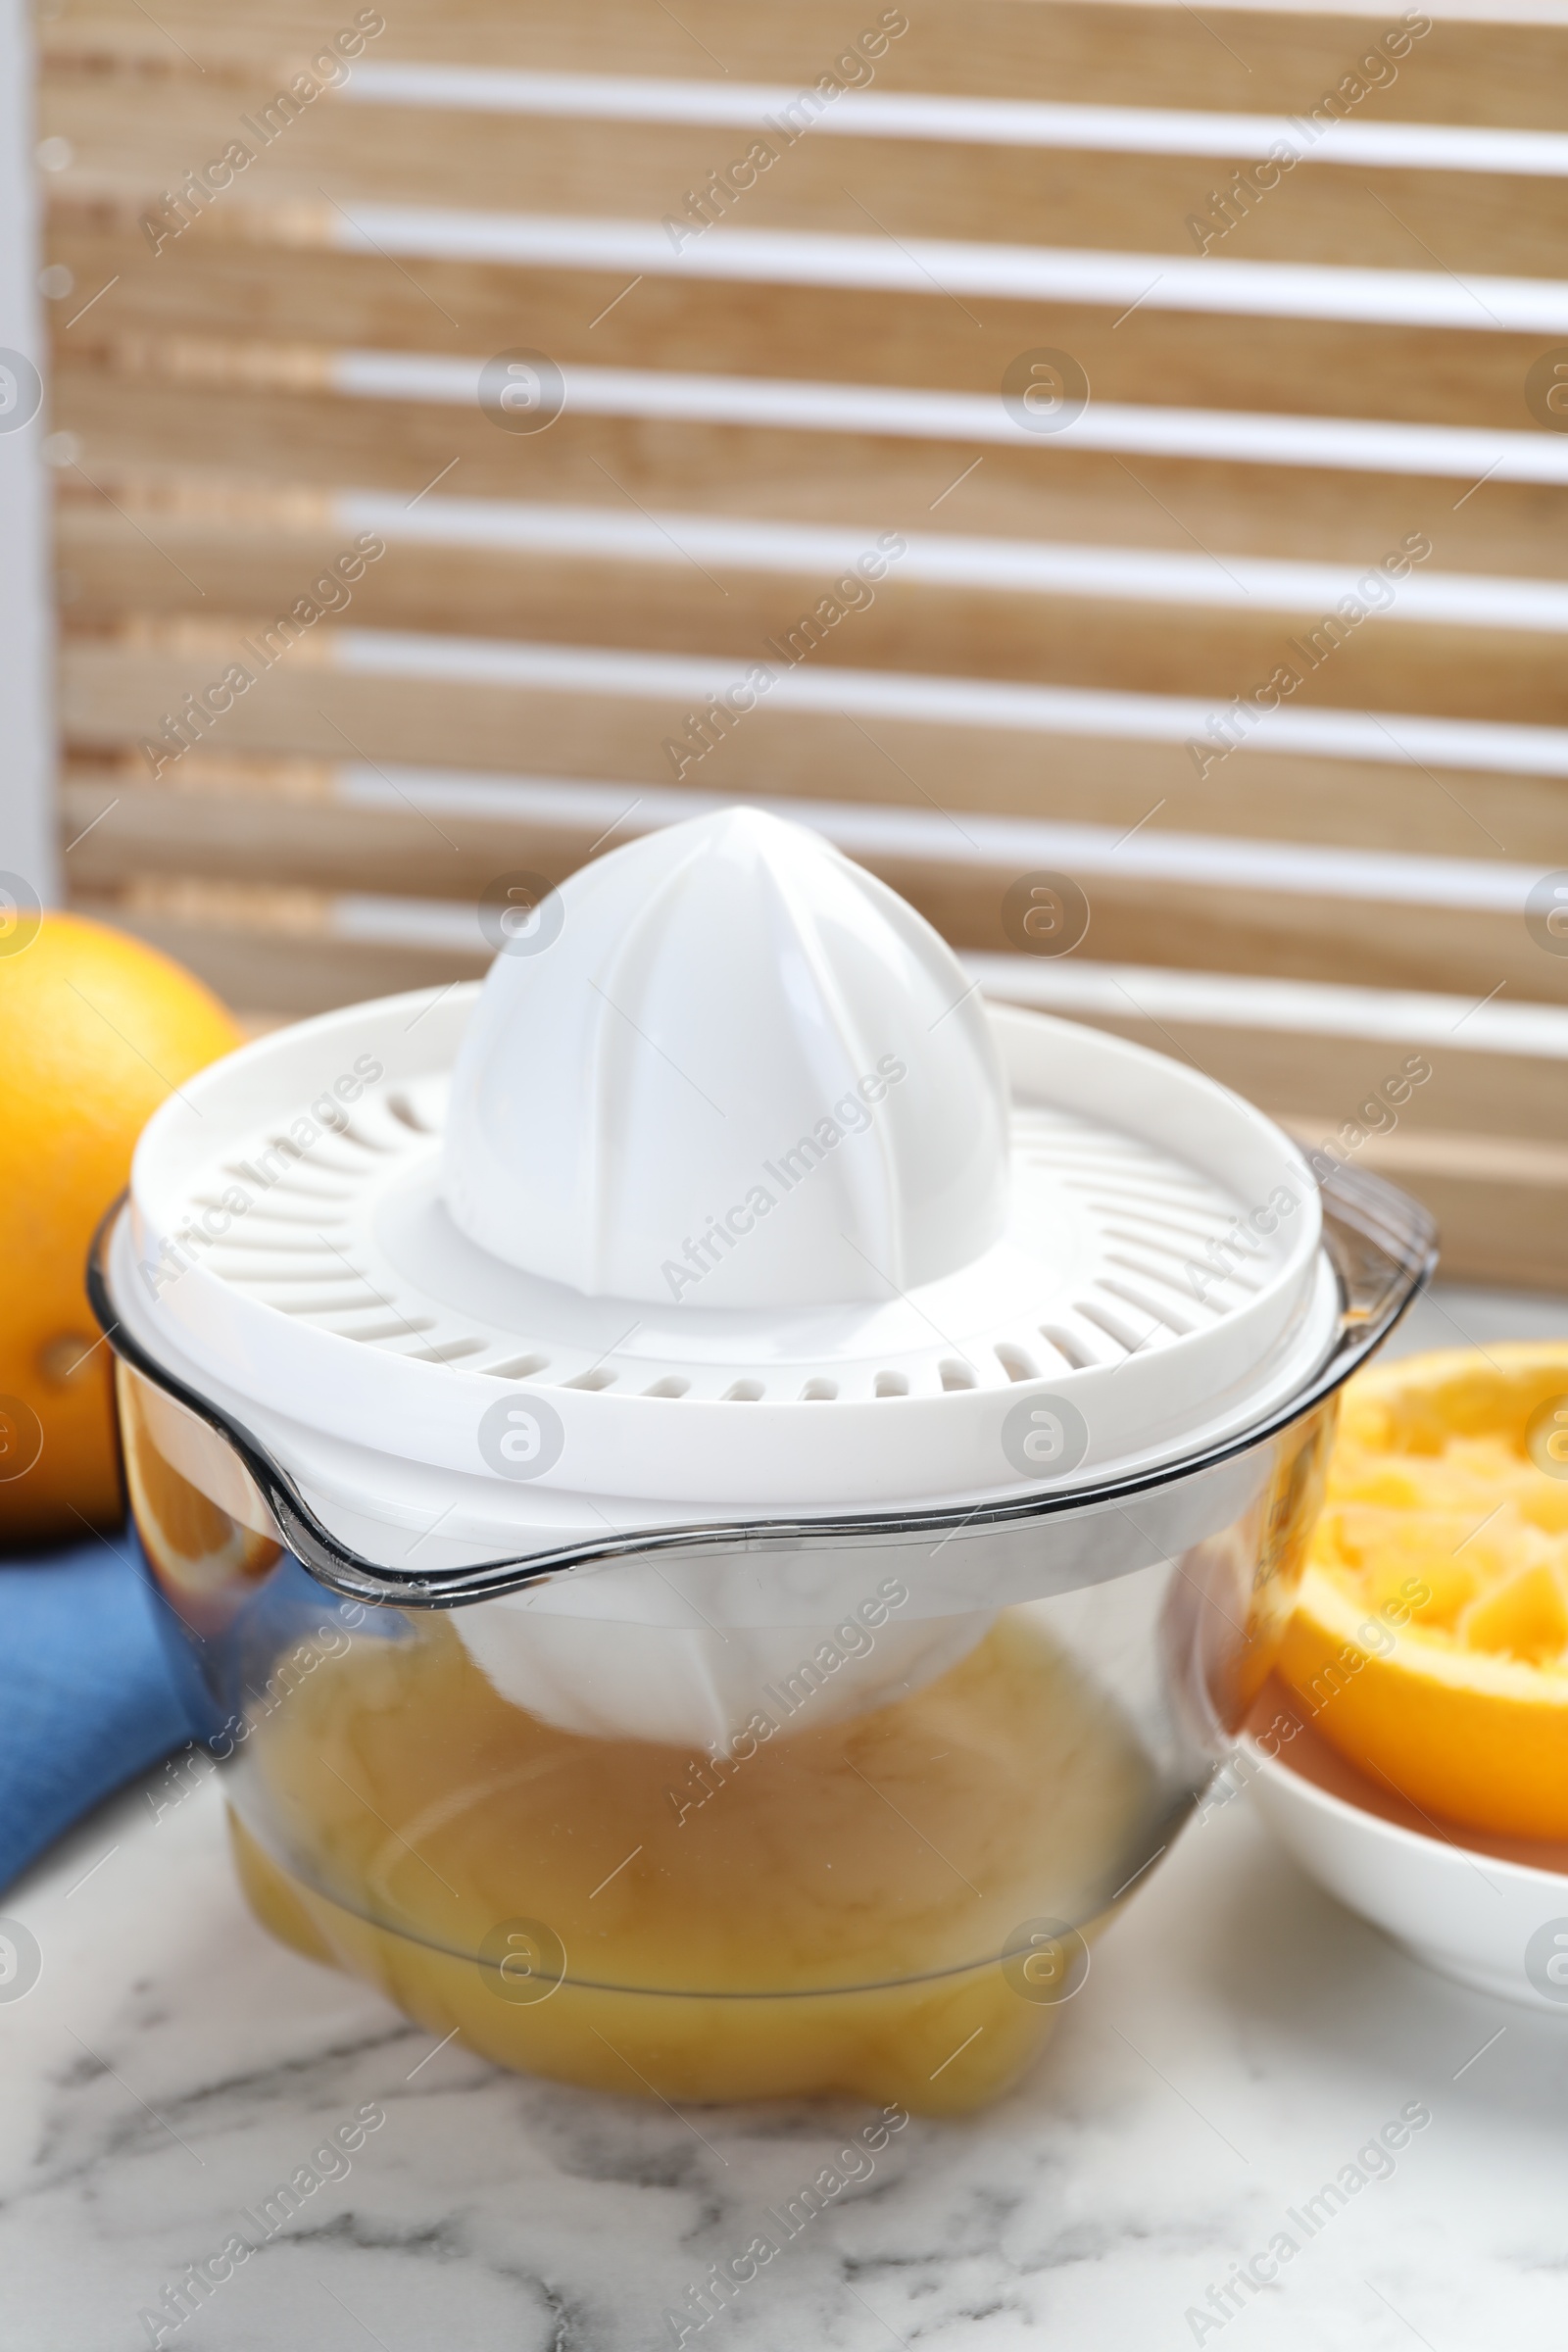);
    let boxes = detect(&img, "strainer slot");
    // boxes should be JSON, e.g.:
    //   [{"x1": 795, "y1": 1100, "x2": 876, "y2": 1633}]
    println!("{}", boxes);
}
[
  {"x1": 1107, "y1": 1244, "x2": 1230, "y2": 1303},
  {"x1": 723, "y1": 1381, "x2": 764, "y2": 1401},
  {"x1": 644, "y1": 1376, "x2": 691, "y2": 1397},
  {"x1": 1101, "y1": 1224, "x2": 1203, "y2": 1268},
  {"x1": 482, "y1": 1353, "x2": 551, "y2": 1380},
  {"x1": 274, "y1": 1293, "x2": 387, "y2": 1317},
  {"x1": 564, "y1": 1368, "x2": 617, "y2": 1392},
  {"x1": 1097, "y1": 1204, "x2": 1256, "y2": 1259},
  {"x1": 288, "y1": 1142, "x2": 391, "y2": 1179},
  {"x1": 801, "y1": 1378, "x2": 839, "y2": 1400},
  {"x1": 994, "y1": 1343, "x2": 1039, "y2": 1383},
  {"x1": 1100, "y1": 1276, "x2": 1196, "y2": 1337},
  {"x1": 1038, "y1": 1323, "x2": 1098, "y2": 1370},
  {"x1": 334, "y1": 1316, "x2": 438, "y2": 1343},
  {"x1": 938, "y1": 1360, "x2": 976, "y2": 1392},
  {"x1": 241, "y1": 1174, "x2": 356, "y2": 1201},
  {"x1": 1076, "y1": 1298, "x2": 1161, "y2": 1357},
  {"x1": 874, "y1": 1371, "x2": 909, "y2": 1397},
  {"x1": 387, "y1": 1090, "x2": 436, "y2": 1134},
  {"x1": 1188, "y1": 1258, "x2": 1264, "y2": 1299},
  {"x1": 216, "y1": 1264, "x2": 366, "y2": 1286},
  {"x1": 1066, "y1": 1178, "x2": 1231, "y2": 1224},
  {"x1": 215, "y1": 1204, "x2": 351, "y2": 1230}
]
